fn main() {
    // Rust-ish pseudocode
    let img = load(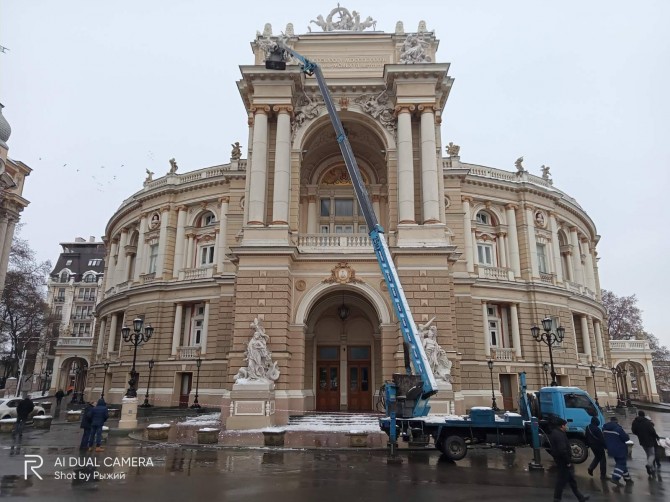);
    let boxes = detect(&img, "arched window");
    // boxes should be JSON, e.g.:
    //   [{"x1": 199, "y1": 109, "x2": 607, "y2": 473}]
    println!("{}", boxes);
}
[
  {"x1": 83, "y1": 273, "x2": 97, "y2": 283},
  {"x1": 474, "y1": 210, "x2": 500, "y2": 269},
  {"x1": 59, "y1": 270, "x2": 70, "y2": 283},
  {"x1": 197, "y1": 211, "x2": 216, "y2": 227},
  {"x1": 317, "y1": 166, "x2": 369, "y2": 235}
]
